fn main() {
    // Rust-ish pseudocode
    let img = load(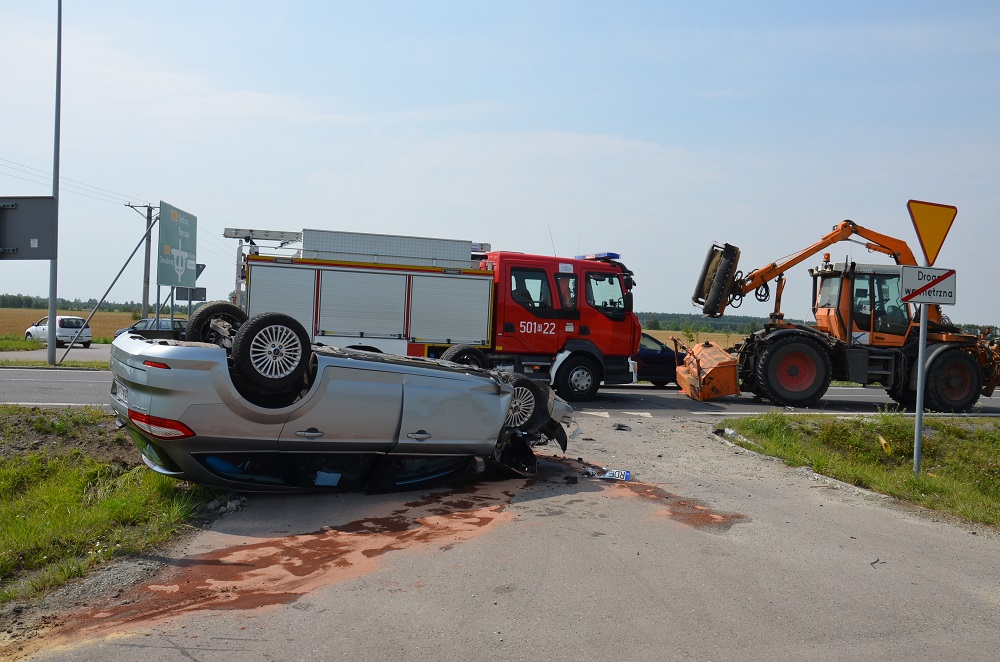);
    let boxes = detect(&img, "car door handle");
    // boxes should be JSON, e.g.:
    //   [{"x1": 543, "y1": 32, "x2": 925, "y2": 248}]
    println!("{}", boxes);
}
[
  {"x1": 406, "y1": 430, "x2": 432, "y2": 440},
  {"x1": 295, "y1": 427, "x2": 324, "y2": 439}
]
